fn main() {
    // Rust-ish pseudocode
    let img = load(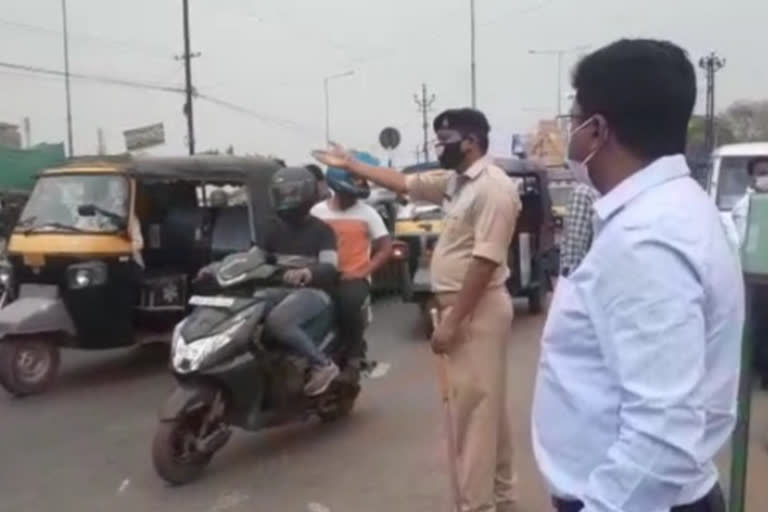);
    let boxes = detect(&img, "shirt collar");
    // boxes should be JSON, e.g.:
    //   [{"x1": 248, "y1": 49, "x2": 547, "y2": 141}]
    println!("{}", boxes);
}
[
  {"x1": 464, "y1": 156, "x2": 491, "y2": 180},
  {"x1": 593, "y1": 154, "x2": 689, "y2": 224}
]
